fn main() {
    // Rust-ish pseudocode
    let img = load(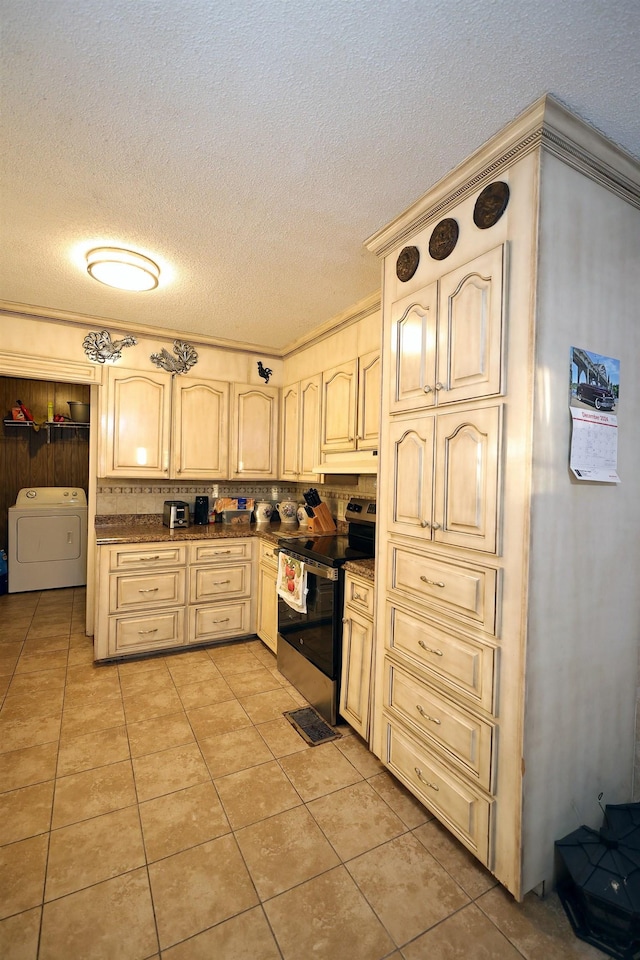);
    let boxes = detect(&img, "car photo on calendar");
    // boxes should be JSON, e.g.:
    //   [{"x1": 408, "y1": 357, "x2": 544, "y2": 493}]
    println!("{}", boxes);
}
[{"x1": 570, "y1": 346, "x2": 619, "y2": 415}]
